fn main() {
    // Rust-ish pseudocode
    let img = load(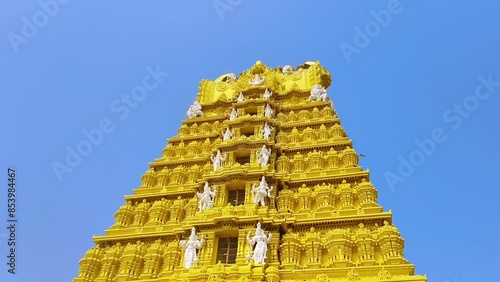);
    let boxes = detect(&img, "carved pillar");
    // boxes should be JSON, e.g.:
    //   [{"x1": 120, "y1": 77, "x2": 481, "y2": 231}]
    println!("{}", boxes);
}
[
  {"x1": 146, "y1": 199, "x2": 169, "y2": 226},
  {"x1": 116, "y1": 241, "x2": 146, "y2": 281},
  {"x1": 339, "y1": 180, "x2": 354, "y2": 209},
  {"x1": 160, "y1": 241, "x2": 181, "y2": 276},
  {"x1": 314, "y1": 183, "x2": 334, "y2": 211},
  {"x1": 355, "y1": 224, "x2": 376, "y2": 266},
  {"x1": 297, "y1": 184, "x2": 312, "y2": 211},
  {"x1": 280, "y1": 233, "x2": 301, "y2": 268},
  {"x1": 132, "y1": 199, "x2": 150, "y2": 227},
  {"x1": 325, "y1": 229, "x2": 354, "y2": 267},
  {"x1": 312, "y1": 107, "x2": 321, "y2": 119},
  {"x1": 303, "y1": 227, "x2": 322, "y2": 267},
  {"x1": 275, "y1": 131, "x2": 288, "y2": 144},
  {"x1": 326, "y1": 148, "x2": 339, "y2": 168},
  {"x1": 377, "y1": 221, "x2": 405, "y2": 265},
  {"x1": 302, "y1": 127, "x2": 315, "y2": 143},
  {"x1": 169, "y1": 197, "x2": 185, "y2": 223},
  {"x1": 330, "y1": 124, "x2": 345, "y2": 140},
  {"x1": 75, "y1": 246, "x2": 104, "y2": 282},
  {"x1": 96, "y1": 243, "x2": 123, "y2": 282},
  {"x1": 156, "y1": 168, "x2": 169, "y2": 187},
  {"x1": 276, "y1": 155, "x2": 290, "y2": 173},
  {"x1": 198, "y1": 231, "x2": 215, "y2": 265},
  {"x1": 341, "y1": 146, "x2": 358, "y2": 167},
  {"x1": 140, "y1": 240, "x2": 165, "y2": 279},
  {"x1": 112, "y1": 201, "x2": 134, "y2": 229},
  {"x1": 140, "y1": 168, "x2": 157, "y2": 188},
  {"x1": 318, "y1": 124, "x2": 329, "y2": 140},
  {"x1": 322, "y1": 106, "x2": 334, "y2": 118},
  {"x1": 276, "y1": 187, "x2": 295, "y2": 213},
  {"x1": 291, "y1": 152, "x2": 304, "y2": 172},
  {"x1": 356, "y1": 179, "x2": 378, "y2": 207},
  {"x1": 185, "y1": 197, "x2": 198, "y2": 219}
]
